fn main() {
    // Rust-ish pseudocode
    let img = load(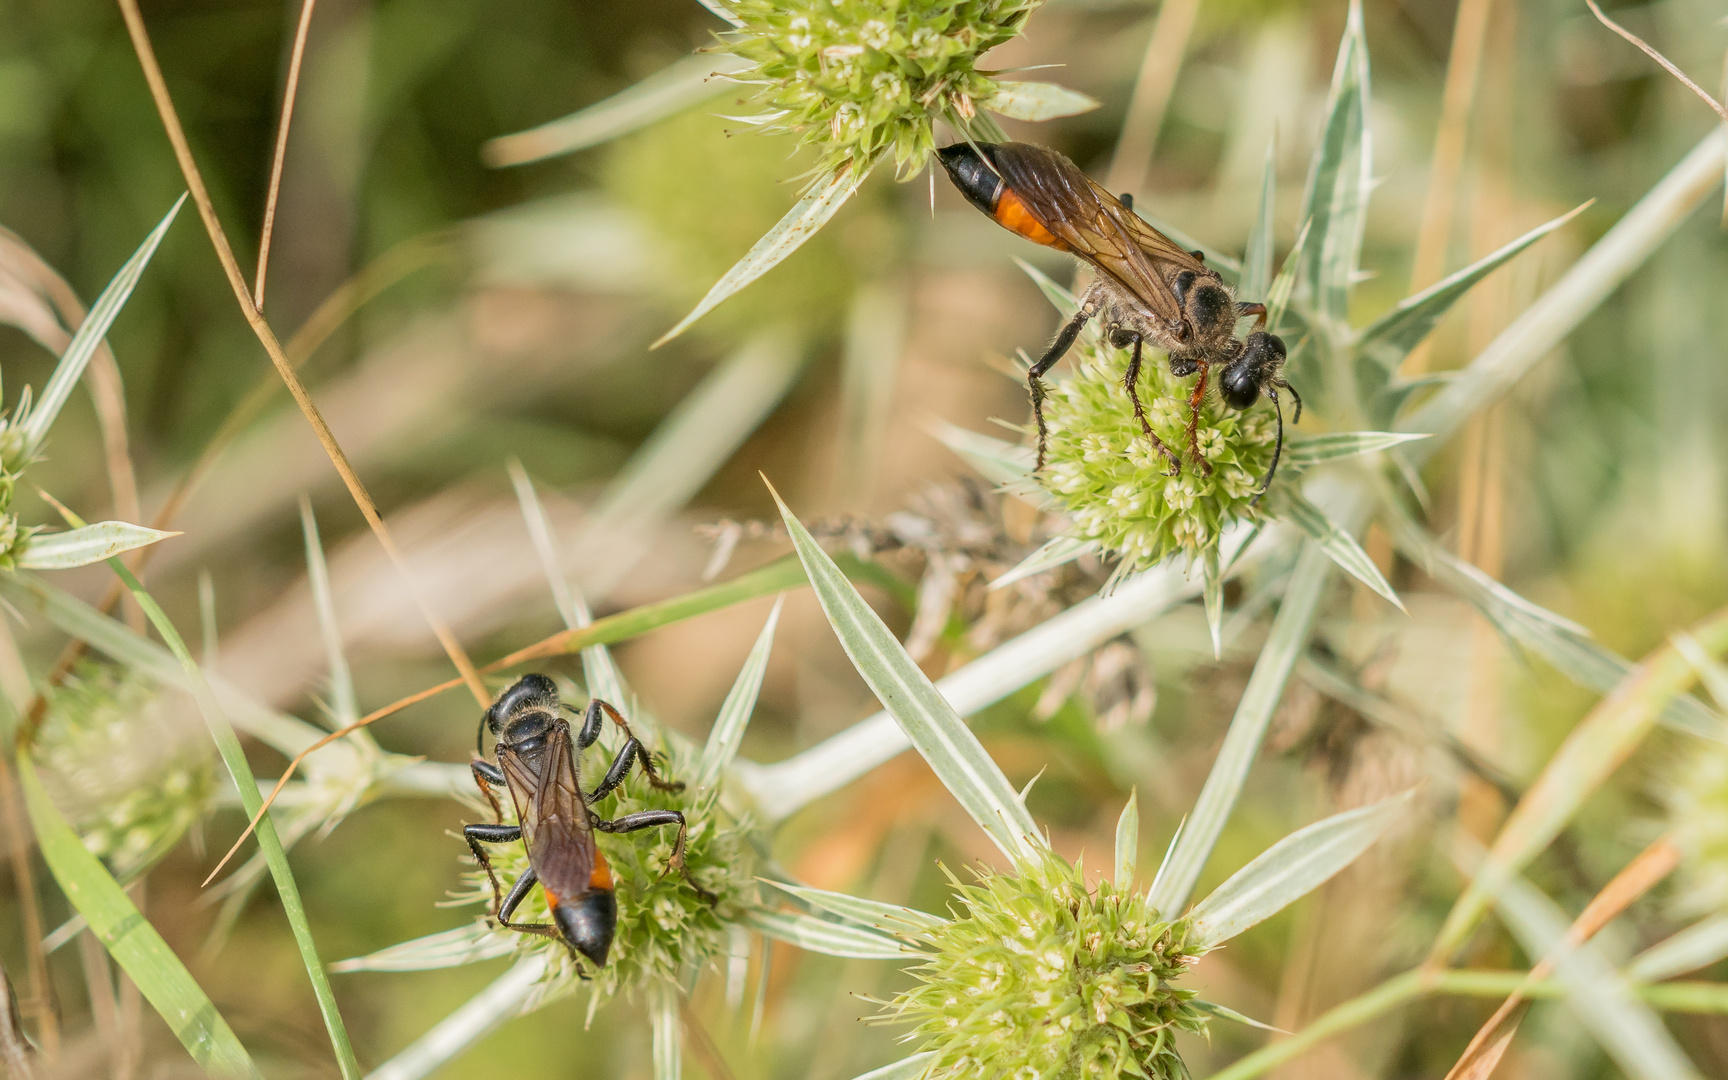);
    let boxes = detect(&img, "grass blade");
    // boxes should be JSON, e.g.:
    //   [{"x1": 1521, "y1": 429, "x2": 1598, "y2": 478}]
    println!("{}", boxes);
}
[
  {"x1": 1627, "y1": 915, "x2": 1728, "y2": 984},
  {"x1": 18, "y1": 197, "x2": 183, "y2": 456},
  {"x1": 17, "y1": 753, "x2": 262, "y2": 1078},
  {"x1": 1297, "y1": 0, "x2": 1370, "y2": 324},
  {"x1": 15, "y1": 521, "x2": 177, "y2": 570},
  {"x1": 770, "y1": 484, "x2": 1045, "y2": 862},
  {"x1": 330, "y1": 925, "x2": 513, "y2": 973},
  {"x1": 484, "y1": 53, "x2": 749, "y2": 167},
  {"x1": 984, "y1": 81, "x2": 1099, "y2": 121},
  {"x1": 1193, "y1": 999, "x2": 1288, "y2": 1035},
  {"x1": 1239, "y1": 138, "x2": 1277, "y2": 304},
  {"x1": 301, "y1": 499, "x2": 359, "y2": 728},
  {"x1": 654, "y1": 162, "x2": 877, "y2": 346},
  {"x1": 693, "y1": 597, "x2": 783, "y2": 792},
  {"x1": 1281, "y1": 431, "x2": 1430, "y2": 469},
  {"x1": 760, "y1": 880, "x2": 946, "y2": 935},
  {"x1": 1149, "y1": 541, "x2": 1334, "y2": 916},
  {"x1": 366, "y1": 955, "x2": 549, "y2": 1080},
  {"x1": 1357, "y1": 202, "x2": 1590, "y2": 374},
  {"x1": 1471, "y1": 854, "x2": 1703, "y2": 1080},
  {"x1": 1281, "y1": 490, "x2": 1403, "y2": 612},
  {"x1": 745, "y1": 910, "x2": 920, "y2": 959},
  {"x1": 1114, "y1": 789, "x2": 1139, "y2": 889},
  {"x1": 1672, "y1": 632, "x2": 1728, "y2": 712},
  {"x1": 1190, "y1": 792, "x2": 1410, "y2": 947}
]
